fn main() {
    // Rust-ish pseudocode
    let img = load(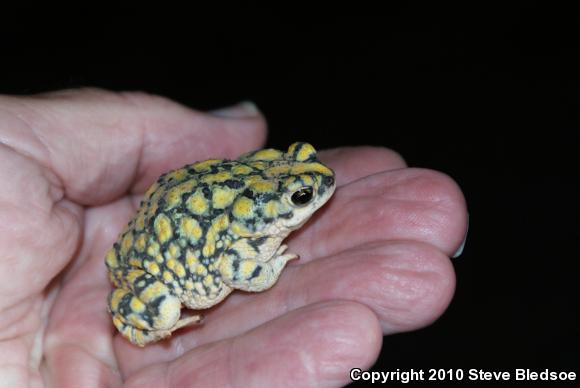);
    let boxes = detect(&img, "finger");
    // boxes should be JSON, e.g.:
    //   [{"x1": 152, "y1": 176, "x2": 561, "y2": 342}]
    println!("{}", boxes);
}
[
  {"x1": 295, "y1": 241, "x2": 455, "y2": 332},
  {"x1": 289, "y1": 167, "x2": 468, "y2": 261},
  {"x1": 135, "y1": 239, "x2": 453, "y2": 356},
  {"x1": 218, "y1": 241, "x2": 454, "y2": 333},
  {"x1": 123, "y1": 301, "x2": 382, "y2": 387},
  {"x1": 0, "y1": 88, "x2": 266, "y2": 205},
  {"x1": 318, "y1": 146, "x2": 407, "y2": 186},
  {"x1": 43, "y1": 202, "x2": 135, "y2": 387}
]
